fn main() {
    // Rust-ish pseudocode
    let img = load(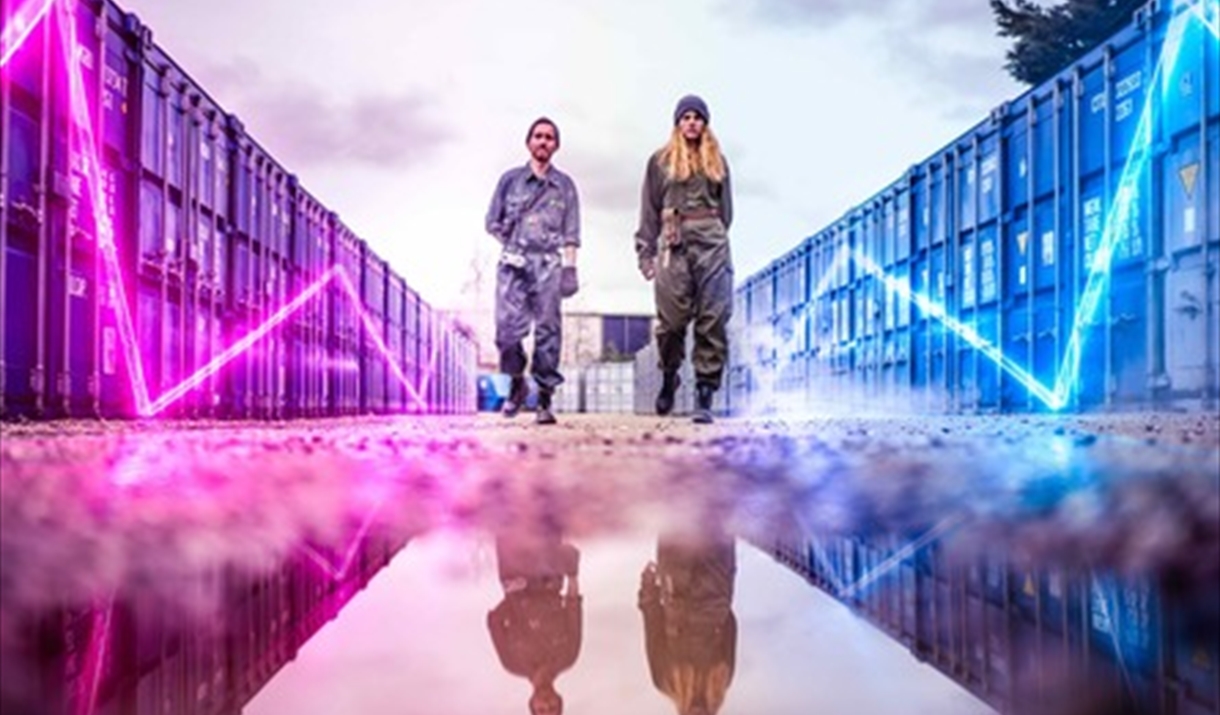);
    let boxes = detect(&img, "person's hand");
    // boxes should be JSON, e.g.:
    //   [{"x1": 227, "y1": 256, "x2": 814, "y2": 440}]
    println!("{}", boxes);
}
[
  {"x1": 639, "y1": 256, "x2": 656, "y2": 281},
  {"x1": 560, "y1": 265, "x2": 579, "y2": 298}
]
